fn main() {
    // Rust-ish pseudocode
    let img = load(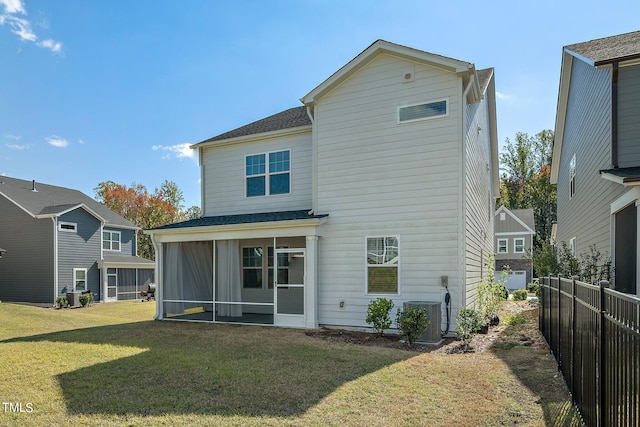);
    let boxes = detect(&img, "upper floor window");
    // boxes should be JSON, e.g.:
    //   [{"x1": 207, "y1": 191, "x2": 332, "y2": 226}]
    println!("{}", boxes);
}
[
  {"x1": 58, "y1": 222, "x2": 77, "y2": 233},
  {"x1": 569, "y1": 237, "x2": 576, "y2": 256},
  {"x1": 366, "y1": 236, "x2": 399, "y2": 294},
  {"x1": 497, "y1": 238, "x2": 508, "y2": 254},
  {"x1": 245, "y1": 150, "x2": 290, "y2": 197},
  {"x1": 103, "y1": 230, "x2": 121, "y2": 251},
  {"x1": 398, "y1": 99, "x2": 448, "y2": 123},
  {"x1": 514, "y1": 238, "x2": 525, "y2": 253},
  {"x1": 569, "y1": 154, "x2": 576, "y2": 199}
]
